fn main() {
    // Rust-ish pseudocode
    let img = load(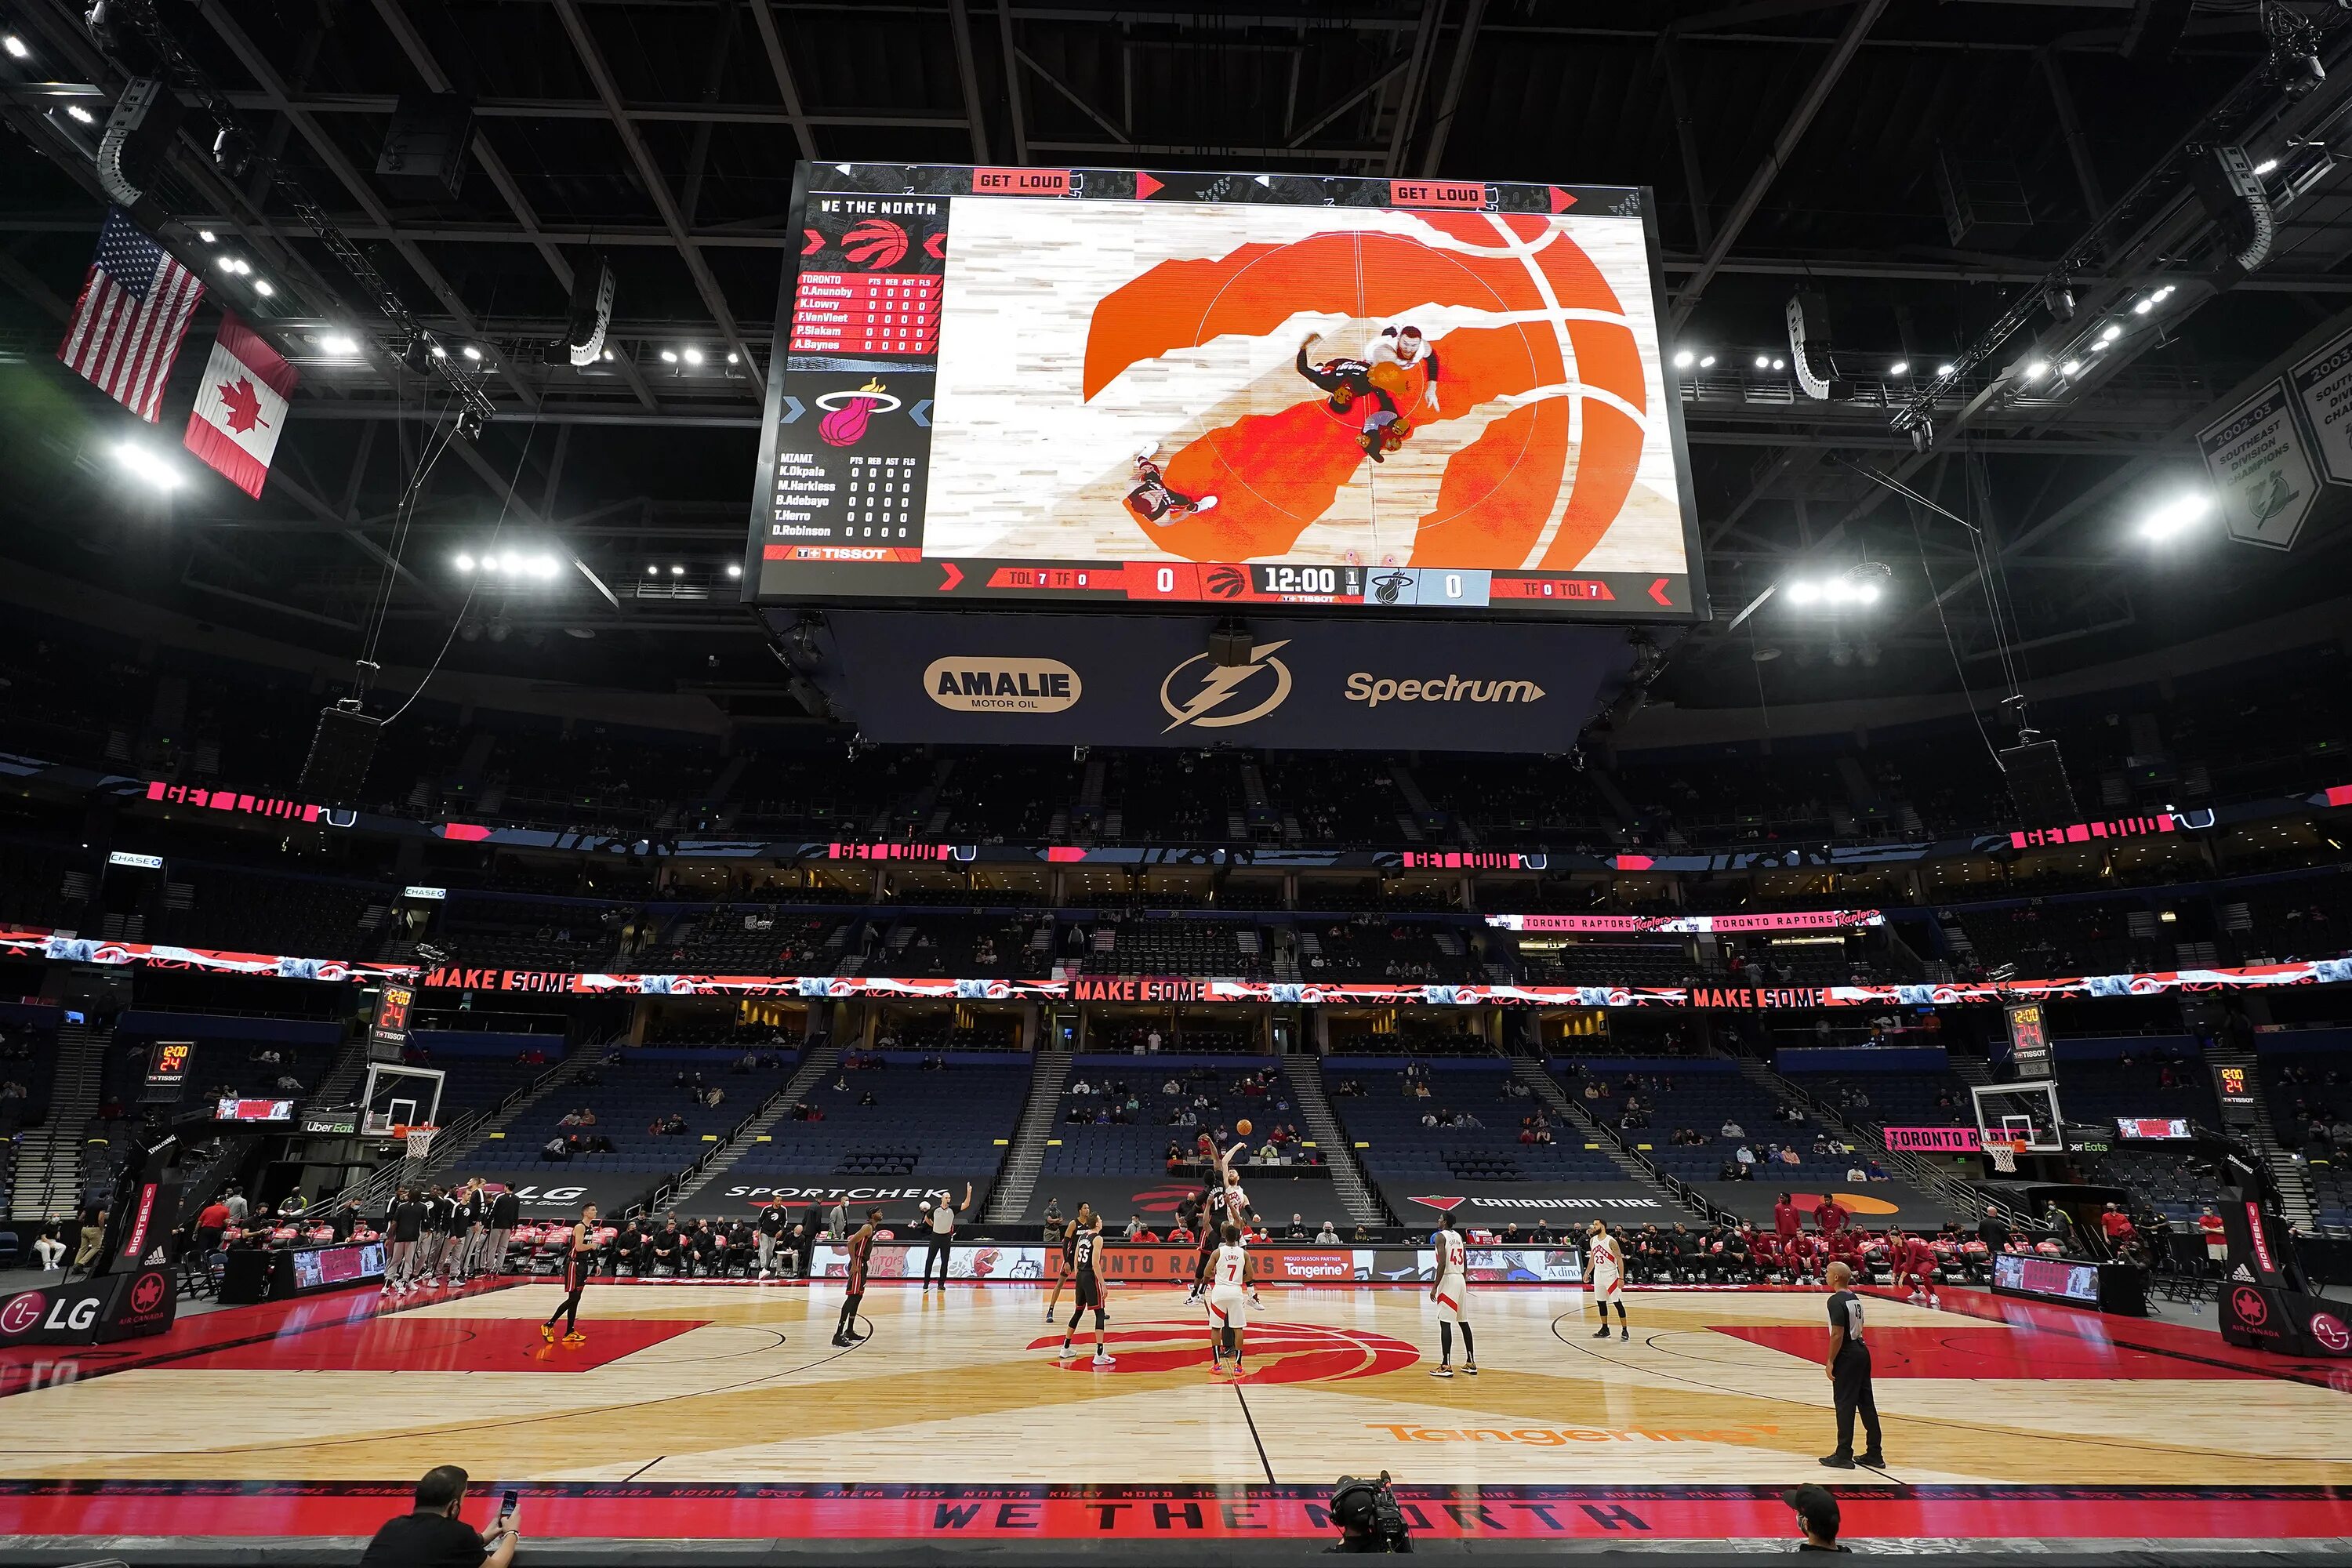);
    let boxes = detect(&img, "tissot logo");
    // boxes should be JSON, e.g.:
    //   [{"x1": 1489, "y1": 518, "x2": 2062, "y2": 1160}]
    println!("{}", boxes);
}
[
  {"x1": 1343, "y1": 673, "x2": 1546, "y2": 710},
  {"x1": 925, "y1": 656, "x2": 1083, "y2": 713},
  {"x1": 1160, "y1": 641, "x2": 1292, "y2": 731}
]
